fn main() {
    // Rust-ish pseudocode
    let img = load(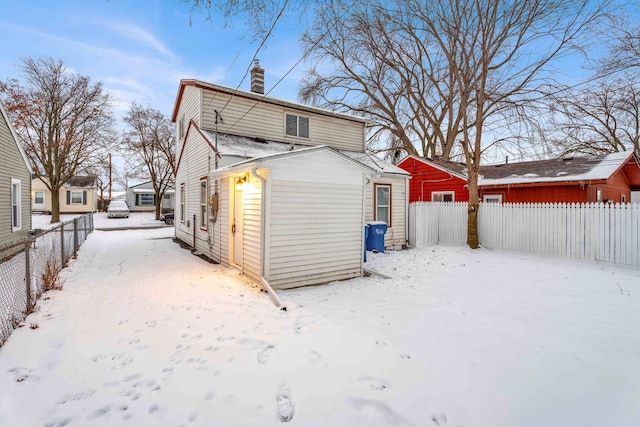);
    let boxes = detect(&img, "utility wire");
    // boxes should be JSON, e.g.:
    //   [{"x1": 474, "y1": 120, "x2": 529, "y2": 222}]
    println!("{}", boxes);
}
[{"x1": 224, "y1": 1, "x2": 360, "y2": 133}]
